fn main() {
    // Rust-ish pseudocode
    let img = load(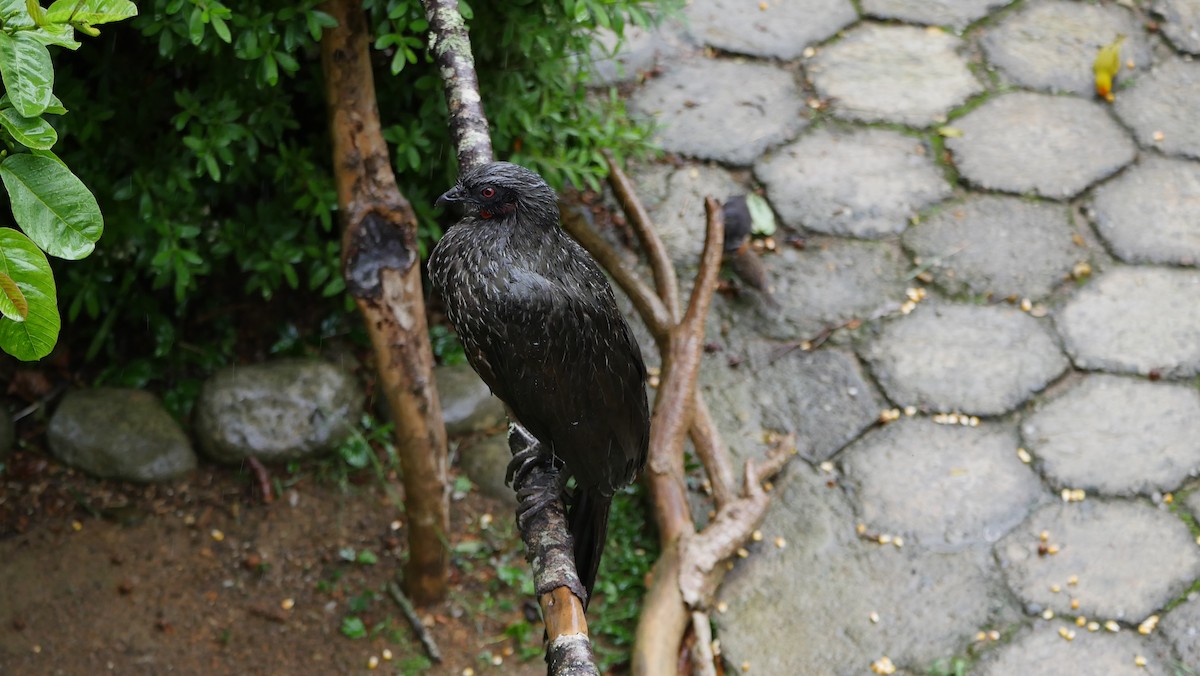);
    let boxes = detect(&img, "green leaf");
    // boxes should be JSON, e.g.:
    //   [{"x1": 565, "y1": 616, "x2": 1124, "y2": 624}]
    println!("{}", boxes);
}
[
  {"x1": 209, "y1": 13, "x2": 231, "y2": 43},
  {"x1": 0, "y1": 270, "x2": 28, "y2": 320},
  {"x1": 0, "y1": 153, "x2": 102, "y2": 259},
  {"x1": 25, "y1": 0, "x2": 46, "y2": 26},
  {"x1": 46, "y1": 0, "x2": 137, "y2": 25},
  {"x1": 0, "y1": 31, "x2": 54, "y2": 117},
  {"x1": 0, "y1": 109, "x2": 58, "y2": 149},
  {"x1": 744, "y1": 193, "x2": 777, "y2": 236},
  {"x1": 0, "y1": 227, "x2": 58, "y2": 360},
  {"x1": 339, "y1": 616, "x2": 367, "y2": 640},
  {"x1": 25, "y1": 23, "x2": 82, "y2": 50}
]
